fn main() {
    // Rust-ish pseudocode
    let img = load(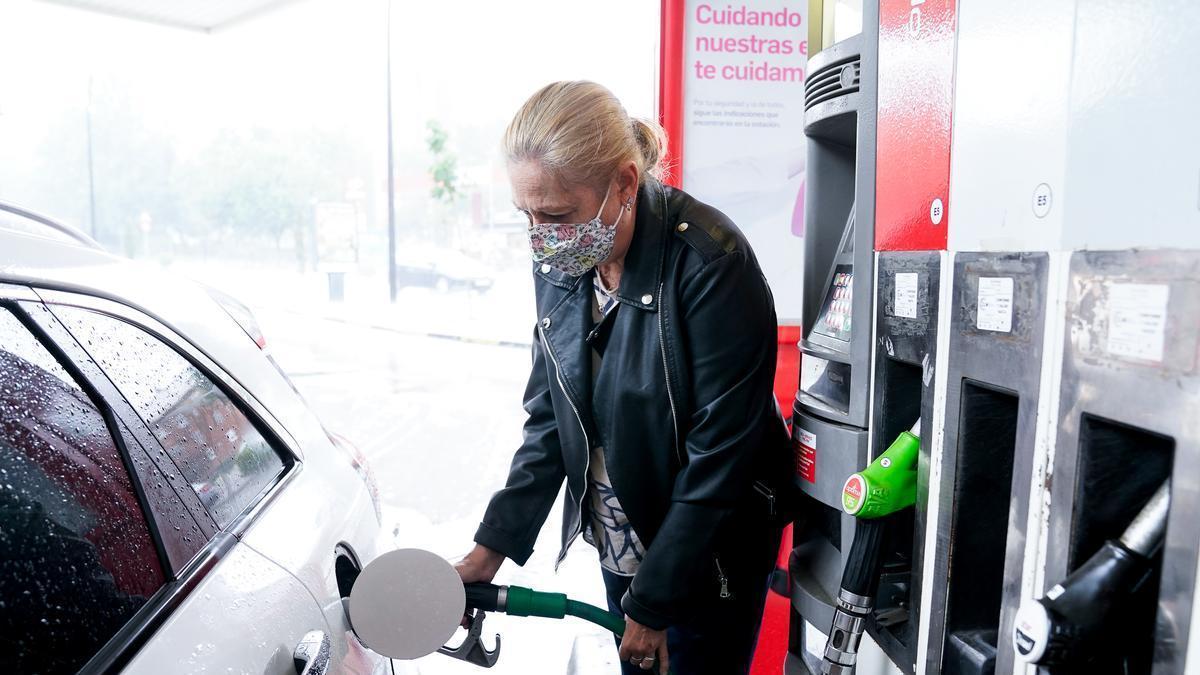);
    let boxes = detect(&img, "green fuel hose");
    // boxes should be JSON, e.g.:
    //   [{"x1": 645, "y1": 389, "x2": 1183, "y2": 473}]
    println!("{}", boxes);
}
[
  {"x1": 465, "y1": 582, "x2": 668, "y2": 670},
  {"x1": 465, "y1": 582, "x2": 625, "y2": 633},
  {"x1": 566, "y1": 598, "x2": 627, "y2": 636}
]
